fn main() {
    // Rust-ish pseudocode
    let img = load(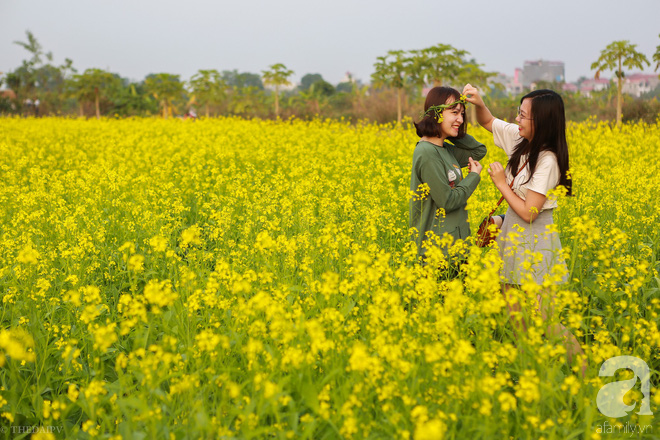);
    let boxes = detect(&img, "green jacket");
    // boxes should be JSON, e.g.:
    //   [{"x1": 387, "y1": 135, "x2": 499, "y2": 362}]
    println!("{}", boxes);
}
[{"x1": 409, "y1": 135, "x2": 487, "y2": 257}]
